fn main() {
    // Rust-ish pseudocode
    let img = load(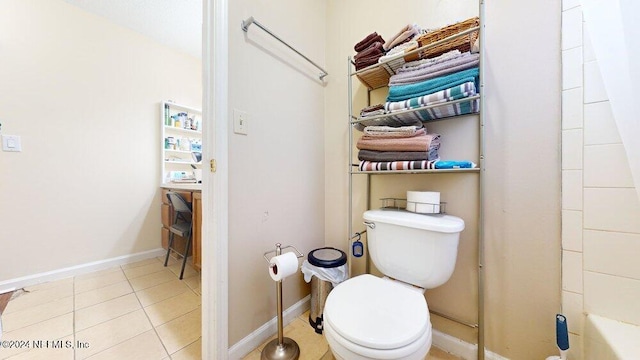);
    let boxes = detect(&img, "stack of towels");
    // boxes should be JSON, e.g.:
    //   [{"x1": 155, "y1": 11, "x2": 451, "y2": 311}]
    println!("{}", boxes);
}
[
  {"x1": 353, "y1": 32, "x2": 386, "y2": 71},
  {"x1": 353, "y1": 23, "x2": 480, "y2": 172},
  {"x1": 356, "y1": 125, "x2": 441, "y2": 171},
  {"x1": 357, "y1": 49, "x2": 480, "y2": 129},
  {"x1": 353, "y1": 24, "x2": 424, "y2": 71}
]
